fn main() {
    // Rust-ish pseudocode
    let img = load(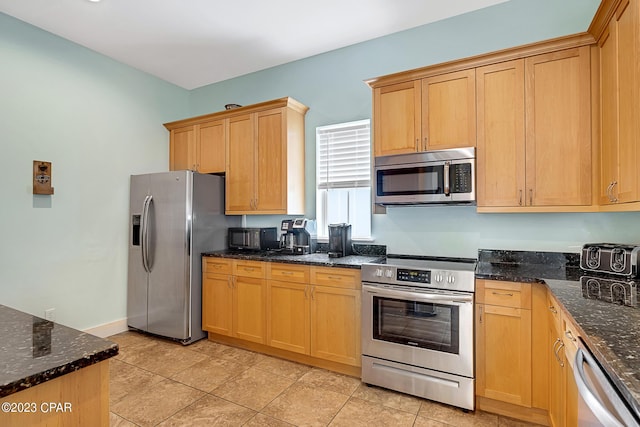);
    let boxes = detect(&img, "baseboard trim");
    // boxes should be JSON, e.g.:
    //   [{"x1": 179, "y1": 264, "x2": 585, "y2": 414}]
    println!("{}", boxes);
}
[{"x1": 83, "y1": 318, "x2": 128, "y2": 338}]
